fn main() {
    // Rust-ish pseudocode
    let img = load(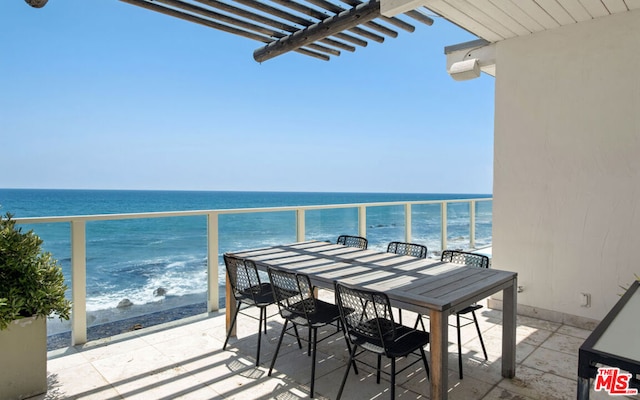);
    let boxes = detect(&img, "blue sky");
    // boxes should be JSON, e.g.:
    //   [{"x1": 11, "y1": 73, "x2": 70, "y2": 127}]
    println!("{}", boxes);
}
[{"x1": 1, "y1": 0, "x2": 495, "y2": 194}]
